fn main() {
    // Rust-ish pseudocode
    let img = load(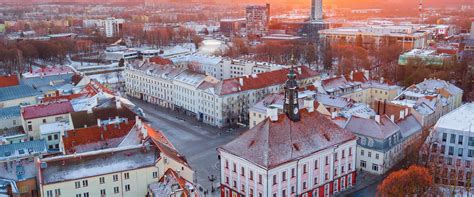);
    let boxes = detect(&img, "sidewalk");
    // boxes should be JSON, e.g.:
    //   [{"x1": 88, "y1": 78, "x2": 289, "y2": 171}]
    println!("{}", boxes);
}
[{"x1": 337, "y1": 170, "x2": 385, "y2": 196}]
